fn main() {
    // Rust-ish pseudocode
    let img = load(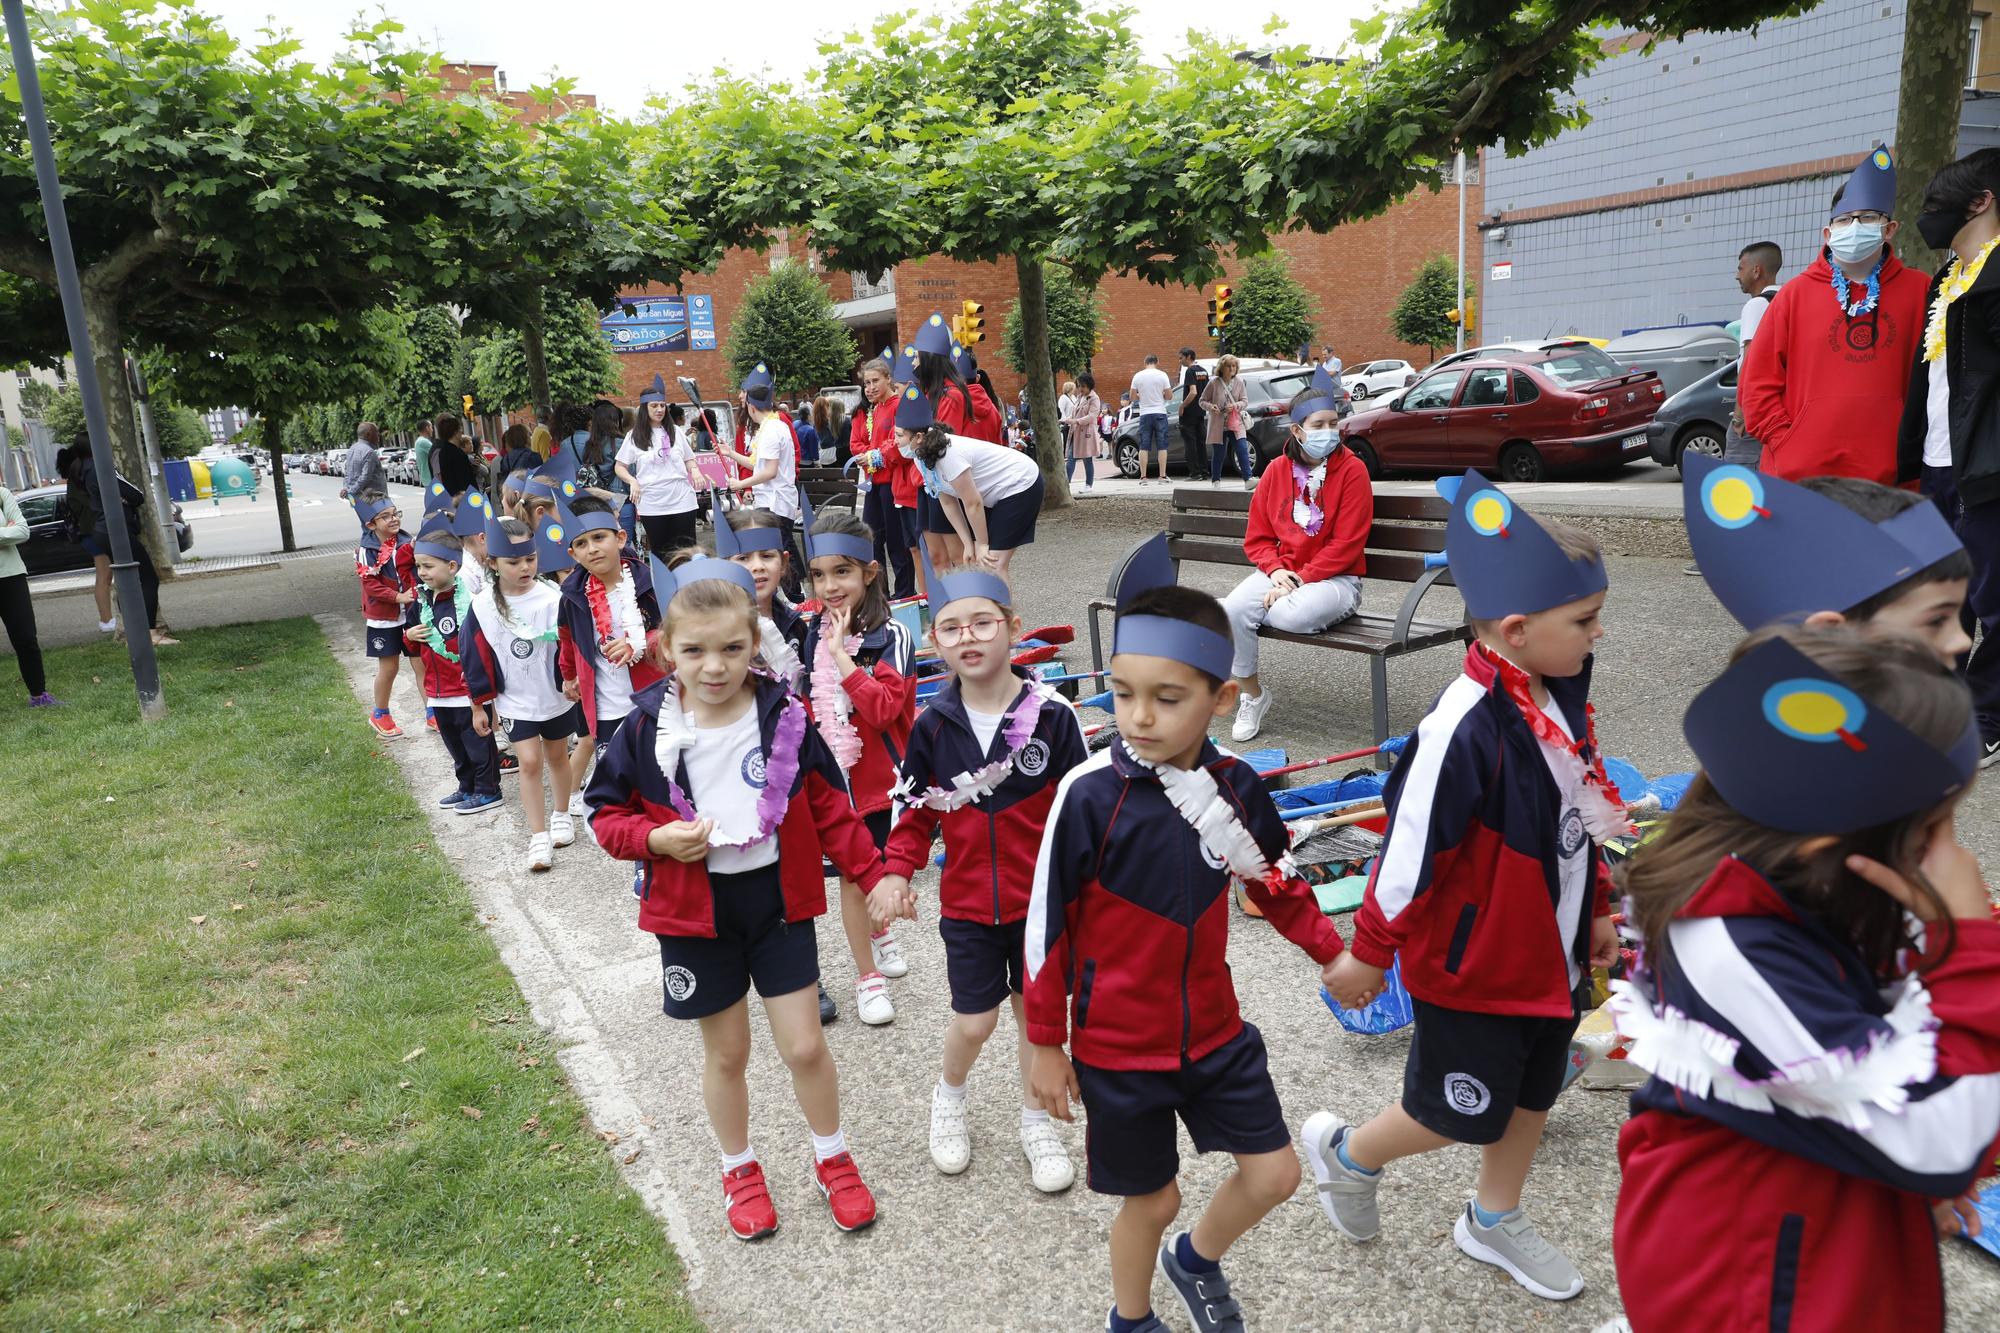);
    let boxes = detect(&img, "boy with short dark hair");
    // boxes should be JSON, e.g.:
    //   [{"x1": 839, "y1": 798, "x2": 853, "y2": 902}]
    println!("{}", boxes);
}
[
  {"x1": 553, "y1": 495, "x2": 665, "y2": 750},
  {"x1": 1026, "y1": 536, "x2": 1343, "y2": 1333},
  {"x1": 406, "y1": 529, "x2": 502, "y2": 814},
  {"x1": 1306, "y1": 470, "x2": 1624, "y2": 1304}
]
